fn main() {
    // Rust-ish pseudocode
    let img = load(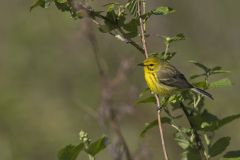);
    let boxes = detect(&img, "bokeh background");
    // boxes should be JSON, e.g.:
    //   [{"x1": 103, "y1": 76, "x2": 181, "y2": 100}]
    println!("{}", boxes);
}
[{"x1": 0, "y1": 0, "x2": 239, "y2": 160}]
